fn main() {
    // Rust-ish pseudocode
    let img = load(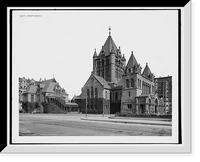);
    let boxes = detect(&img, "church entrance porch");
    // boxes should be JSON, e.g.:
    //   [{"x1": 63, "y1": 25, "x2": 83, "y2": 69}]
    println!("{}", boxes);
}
[
  {"x1": 139, "y1": 104, "x2": 145, "y2": 114},
  {"x1": 110, "y1": 102, "x2": 121, "y2": 114},
  {"x1": 136, "y1": 95, "x2": 148, "y2": 114}
]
